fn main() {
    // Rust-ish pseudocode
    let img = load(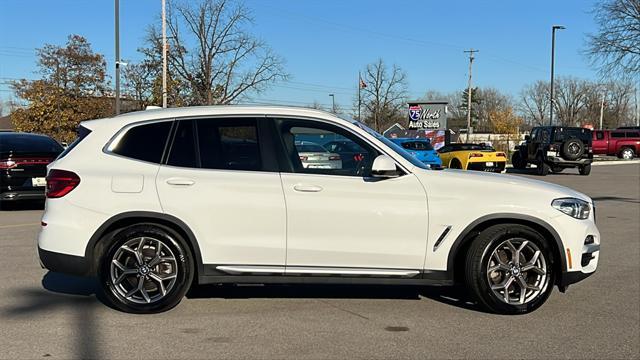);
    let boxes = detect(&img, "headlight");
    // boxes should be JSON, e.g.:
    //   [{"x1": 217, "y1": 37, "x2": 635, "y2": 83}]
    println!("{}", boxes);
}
[{"x1": 552, "y1": 198, "x2": 591, "y2": 220}]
